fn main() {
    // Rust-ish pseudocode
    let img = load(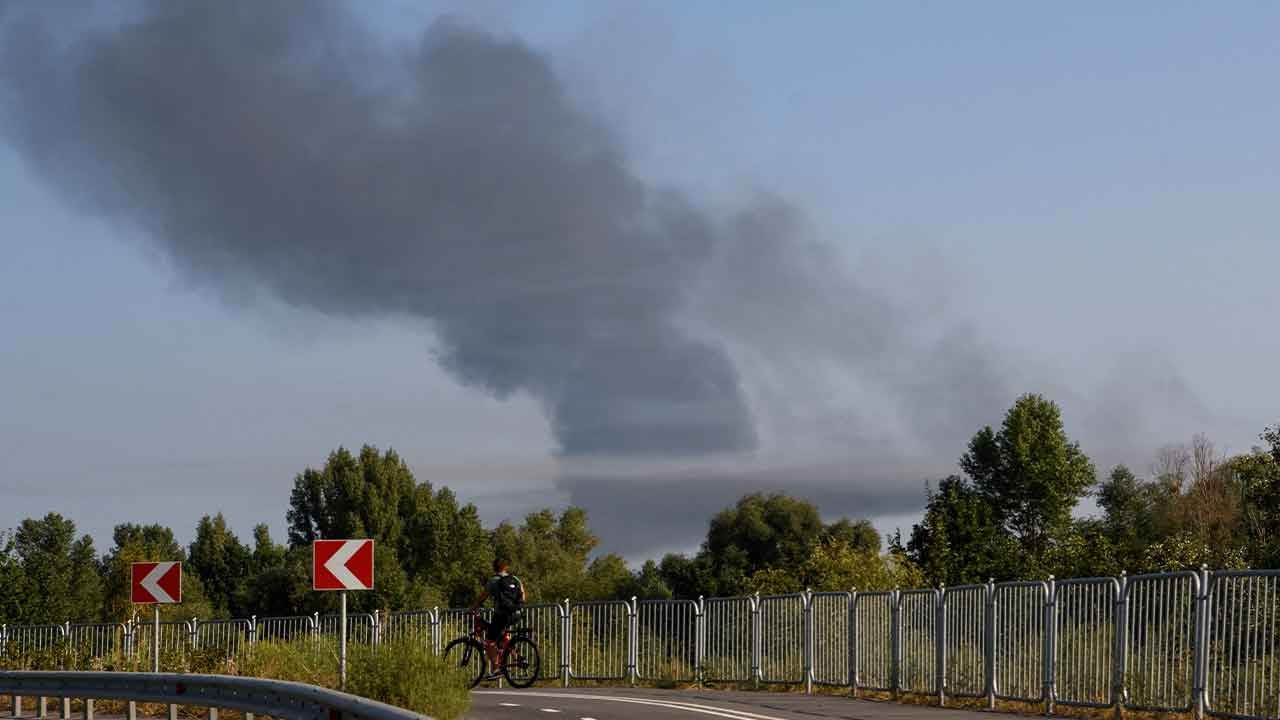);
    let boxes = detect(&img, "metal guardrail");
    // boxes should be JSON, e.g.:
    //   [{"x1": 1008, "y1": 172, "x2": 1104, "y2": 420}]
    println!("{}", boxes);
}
[
  {"x1": 4, "y1": 567, "x2": 1279, "y2": 719},
  {"x1": 0, "y1": 671, "x2": 430, "y2": 720}
]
